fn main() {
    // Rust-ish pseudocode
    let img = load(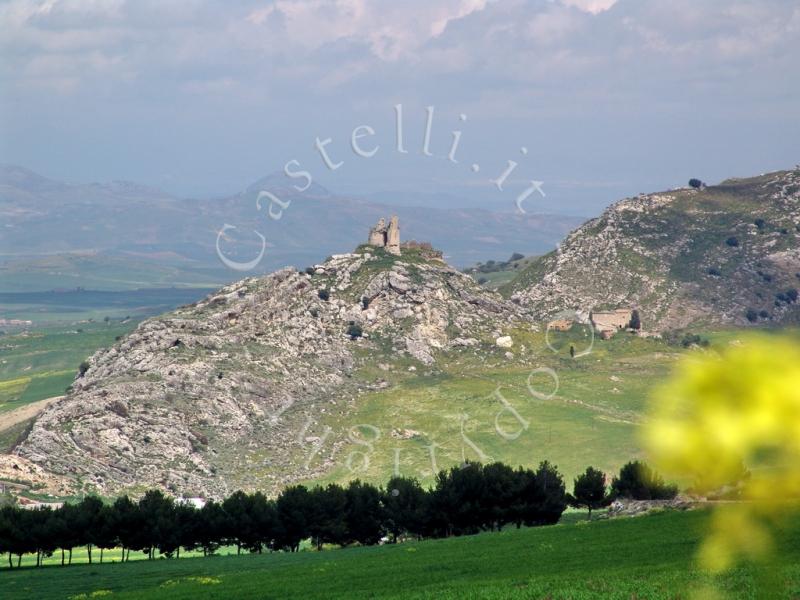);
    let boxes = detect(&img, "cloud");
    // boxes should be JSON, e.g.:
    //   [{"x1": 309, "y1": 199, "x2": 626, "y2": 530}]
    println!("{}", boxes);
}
[{"x1": 560, "y1": 0, "x2": 617, "y2": 14}]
